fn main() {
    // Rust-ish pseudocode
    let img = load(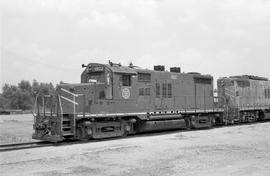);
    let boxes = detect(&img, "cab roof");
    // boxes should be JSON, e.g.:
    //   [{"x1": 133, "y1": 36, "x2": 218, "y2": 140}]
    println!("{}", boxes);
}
[{"x1": 107, "y1": 64, "x2": 137, "y2": 75}]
